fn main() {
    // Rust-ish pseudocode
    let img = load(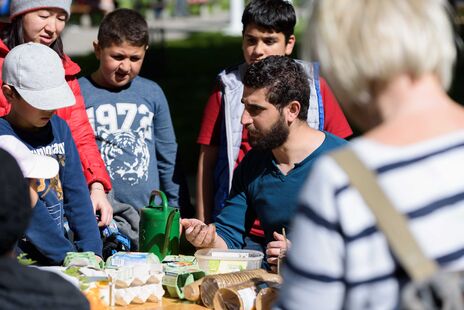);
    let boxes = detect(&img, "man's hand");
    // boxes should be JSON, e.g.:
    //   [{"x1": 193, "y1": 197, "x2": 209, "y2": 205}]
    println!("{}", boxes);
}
[
  {"x1": 181, "y1": 218, "x2": 217, "y2": 248},
  {"x1": 90, "y1": 182, "x2": 113, "y2": 227},
  {"x1": 266, "y1": 231, "x2": 291, "y2": 273}
]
